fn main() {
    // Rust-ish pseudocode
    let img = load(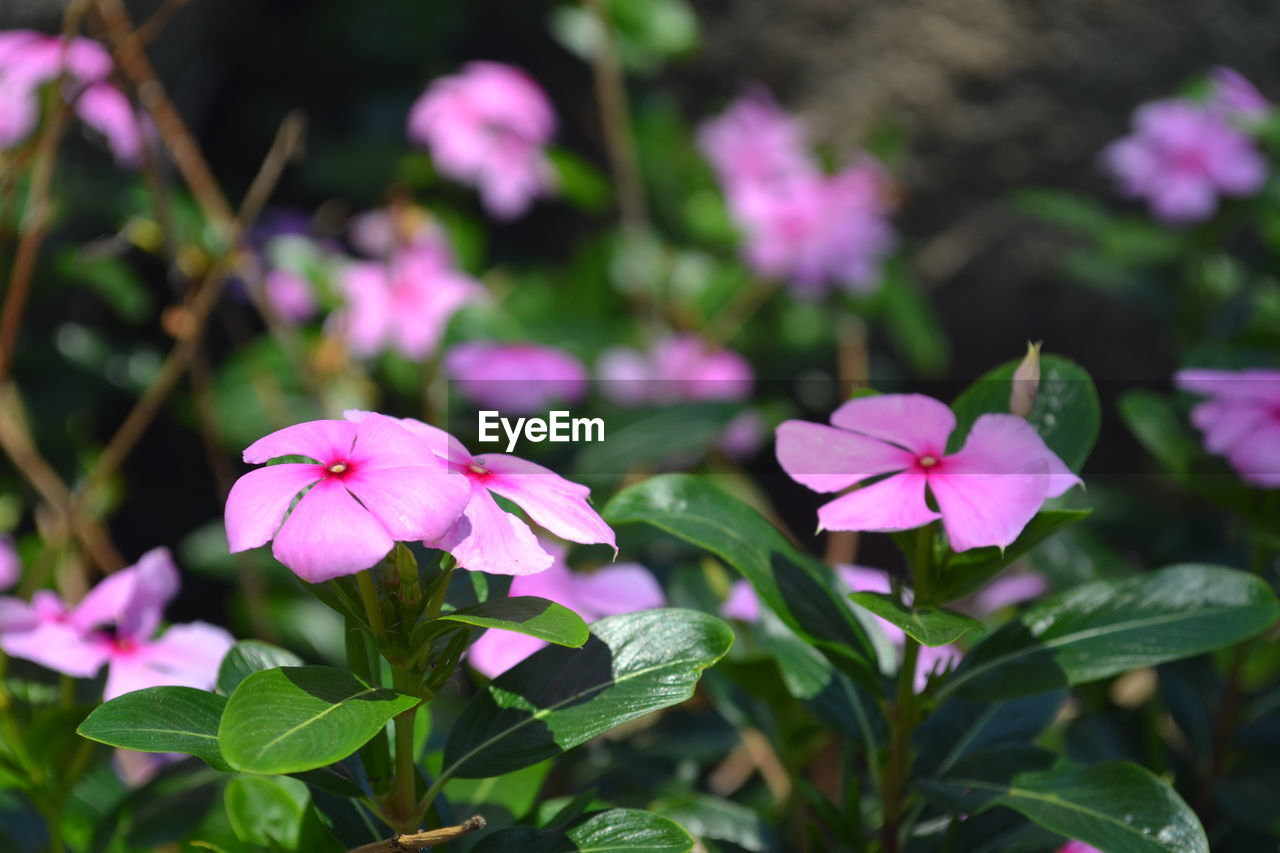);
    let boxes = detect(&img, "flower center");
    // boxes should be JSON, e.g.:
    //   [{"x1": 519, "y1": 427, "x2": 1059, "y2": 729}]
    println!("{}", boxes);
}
[
  {"x1": 327, "y1": 462, "x2": 349, "y2": 475},
  {"x1": 467, "y1": 461, "x2": 490, "y2": 476},
  {"x1": 918, "y1": 455, "x2": 938, "y2": 468}
]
